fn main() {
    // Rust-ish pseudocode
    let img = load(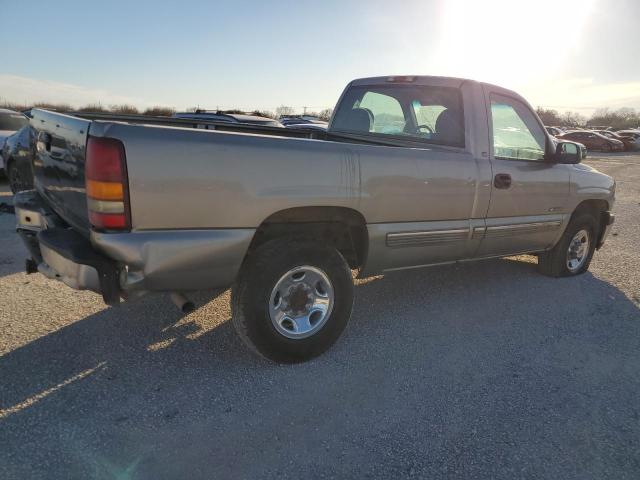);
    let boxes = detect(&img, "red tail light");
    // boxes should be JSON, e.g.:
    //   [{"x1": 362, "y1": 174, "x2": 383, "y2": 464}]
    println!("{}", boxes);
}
[{"x1": 85, "y1": 137, "x2": 131, "y2": 231}]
